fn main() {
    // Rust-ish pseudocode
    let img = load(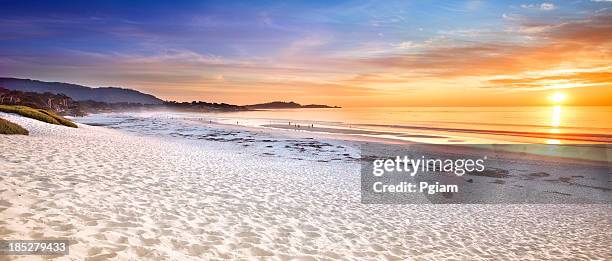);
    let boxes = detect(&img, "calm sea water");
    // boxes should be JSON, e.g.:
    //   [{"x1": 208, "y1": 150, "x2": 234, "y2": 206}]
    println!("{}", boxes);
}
[{"x1": 203, "y1": 106, "x2": 612, "y2": 144}]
